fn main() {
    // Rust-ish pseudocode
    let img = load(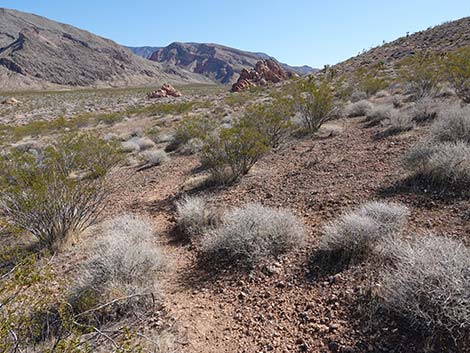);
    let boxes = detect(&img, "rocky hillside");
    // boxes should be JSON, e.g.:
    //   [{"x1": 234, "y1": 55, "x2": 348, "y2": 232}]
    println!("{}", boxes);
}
[
  {"x1": 333, "y1": 16, "x2": 470, "y2": 75},
  {"x1": 0, "y1": 8, "x2": 210, "y2": 90},
  {"x1": 147, "y1": 42, "x2": 316, "y2": 84}
]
